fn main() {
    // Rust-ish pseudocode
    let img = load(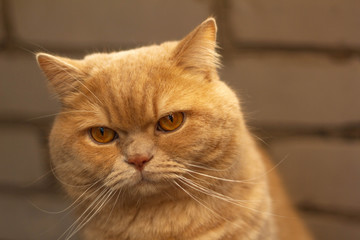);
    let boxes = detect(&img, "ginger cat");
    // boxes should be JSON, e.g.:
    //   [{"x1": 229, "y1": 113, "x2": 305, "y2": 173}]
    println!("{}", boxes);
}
[{"x1": 36, "y1": 18, "x2": 312, "y2": 240}]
